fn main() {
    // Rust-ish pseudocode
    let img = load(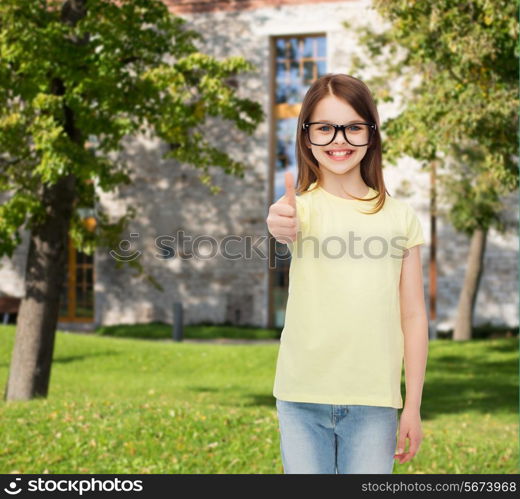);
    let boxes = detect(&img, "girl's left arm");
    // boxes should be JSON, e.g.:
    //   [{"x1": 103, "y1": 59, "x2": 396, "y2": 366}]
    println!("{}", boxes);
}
[
  {"x1": 400, "y1": 244, "x2": 429, "y2": 412},
  {"x1": 395, "y1": 244, "x2": 429, "y2": 464}
]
